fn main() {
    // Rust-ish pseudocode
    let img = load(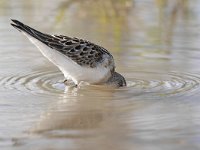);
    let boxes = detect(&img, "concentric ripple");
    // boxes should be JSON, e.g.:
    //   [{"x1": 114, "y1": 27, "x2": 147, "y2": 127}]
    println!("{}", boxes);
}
[
  {"x1": 0, "y1": 71, "x2": 65, "y2": 96},
  {"x1": 124, "y1": 71, "x2": 200, "y2": 98},
  {"x1": 0, "y1": 71, "x2": 200, "y2": 98}
]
